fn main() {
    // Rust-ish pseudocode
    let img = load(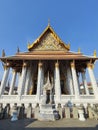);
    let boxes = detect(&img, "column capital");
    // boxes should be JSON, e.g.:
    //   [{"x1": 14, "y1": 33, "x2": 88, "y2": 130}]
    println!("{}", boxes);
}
[
  {"x1": 12, "y1": 68, "x2": 17, "y2": 73},
  {"x1": 87, "y1": 63, "x2": 94, "y2": 69},
  {"x1": 55, "y1": 62, "x2": 59, "y2": 68},
  {"x1": 4, "y1": 62, "x2": 10, "y2": 70},
  {"x1": 23, "y1": 62, "x2": 28, "y2": 67},
  {"x1": 38, "y1": 62, "x2": 43, "y2": 67},
  {"x1": 71, "y1": 61, "x2": 75, "y2": 68}
]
